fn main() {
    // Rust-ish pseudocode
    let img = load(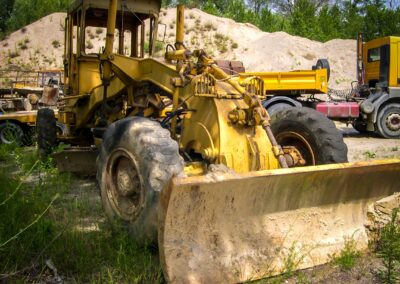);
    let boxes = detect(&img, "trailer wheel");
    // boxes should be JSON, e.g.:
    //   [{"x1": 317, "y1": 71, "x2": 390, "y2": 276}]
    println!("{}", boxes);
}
[
  {"x1": 98, "y1": 117, "x2": 184, "y2": 245},
  {"x1": 271, "y1": 108, "x2": 348, "y2": 165},
  {"x1": 0, "y1": 122, "x2": 24, "y2": 145},
  {"x1": 36, "y1": 108, "x2": 57, "y2": 159},
  {"x1": 376, "y1": 103, "x2": 400, "y2": 139}
]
